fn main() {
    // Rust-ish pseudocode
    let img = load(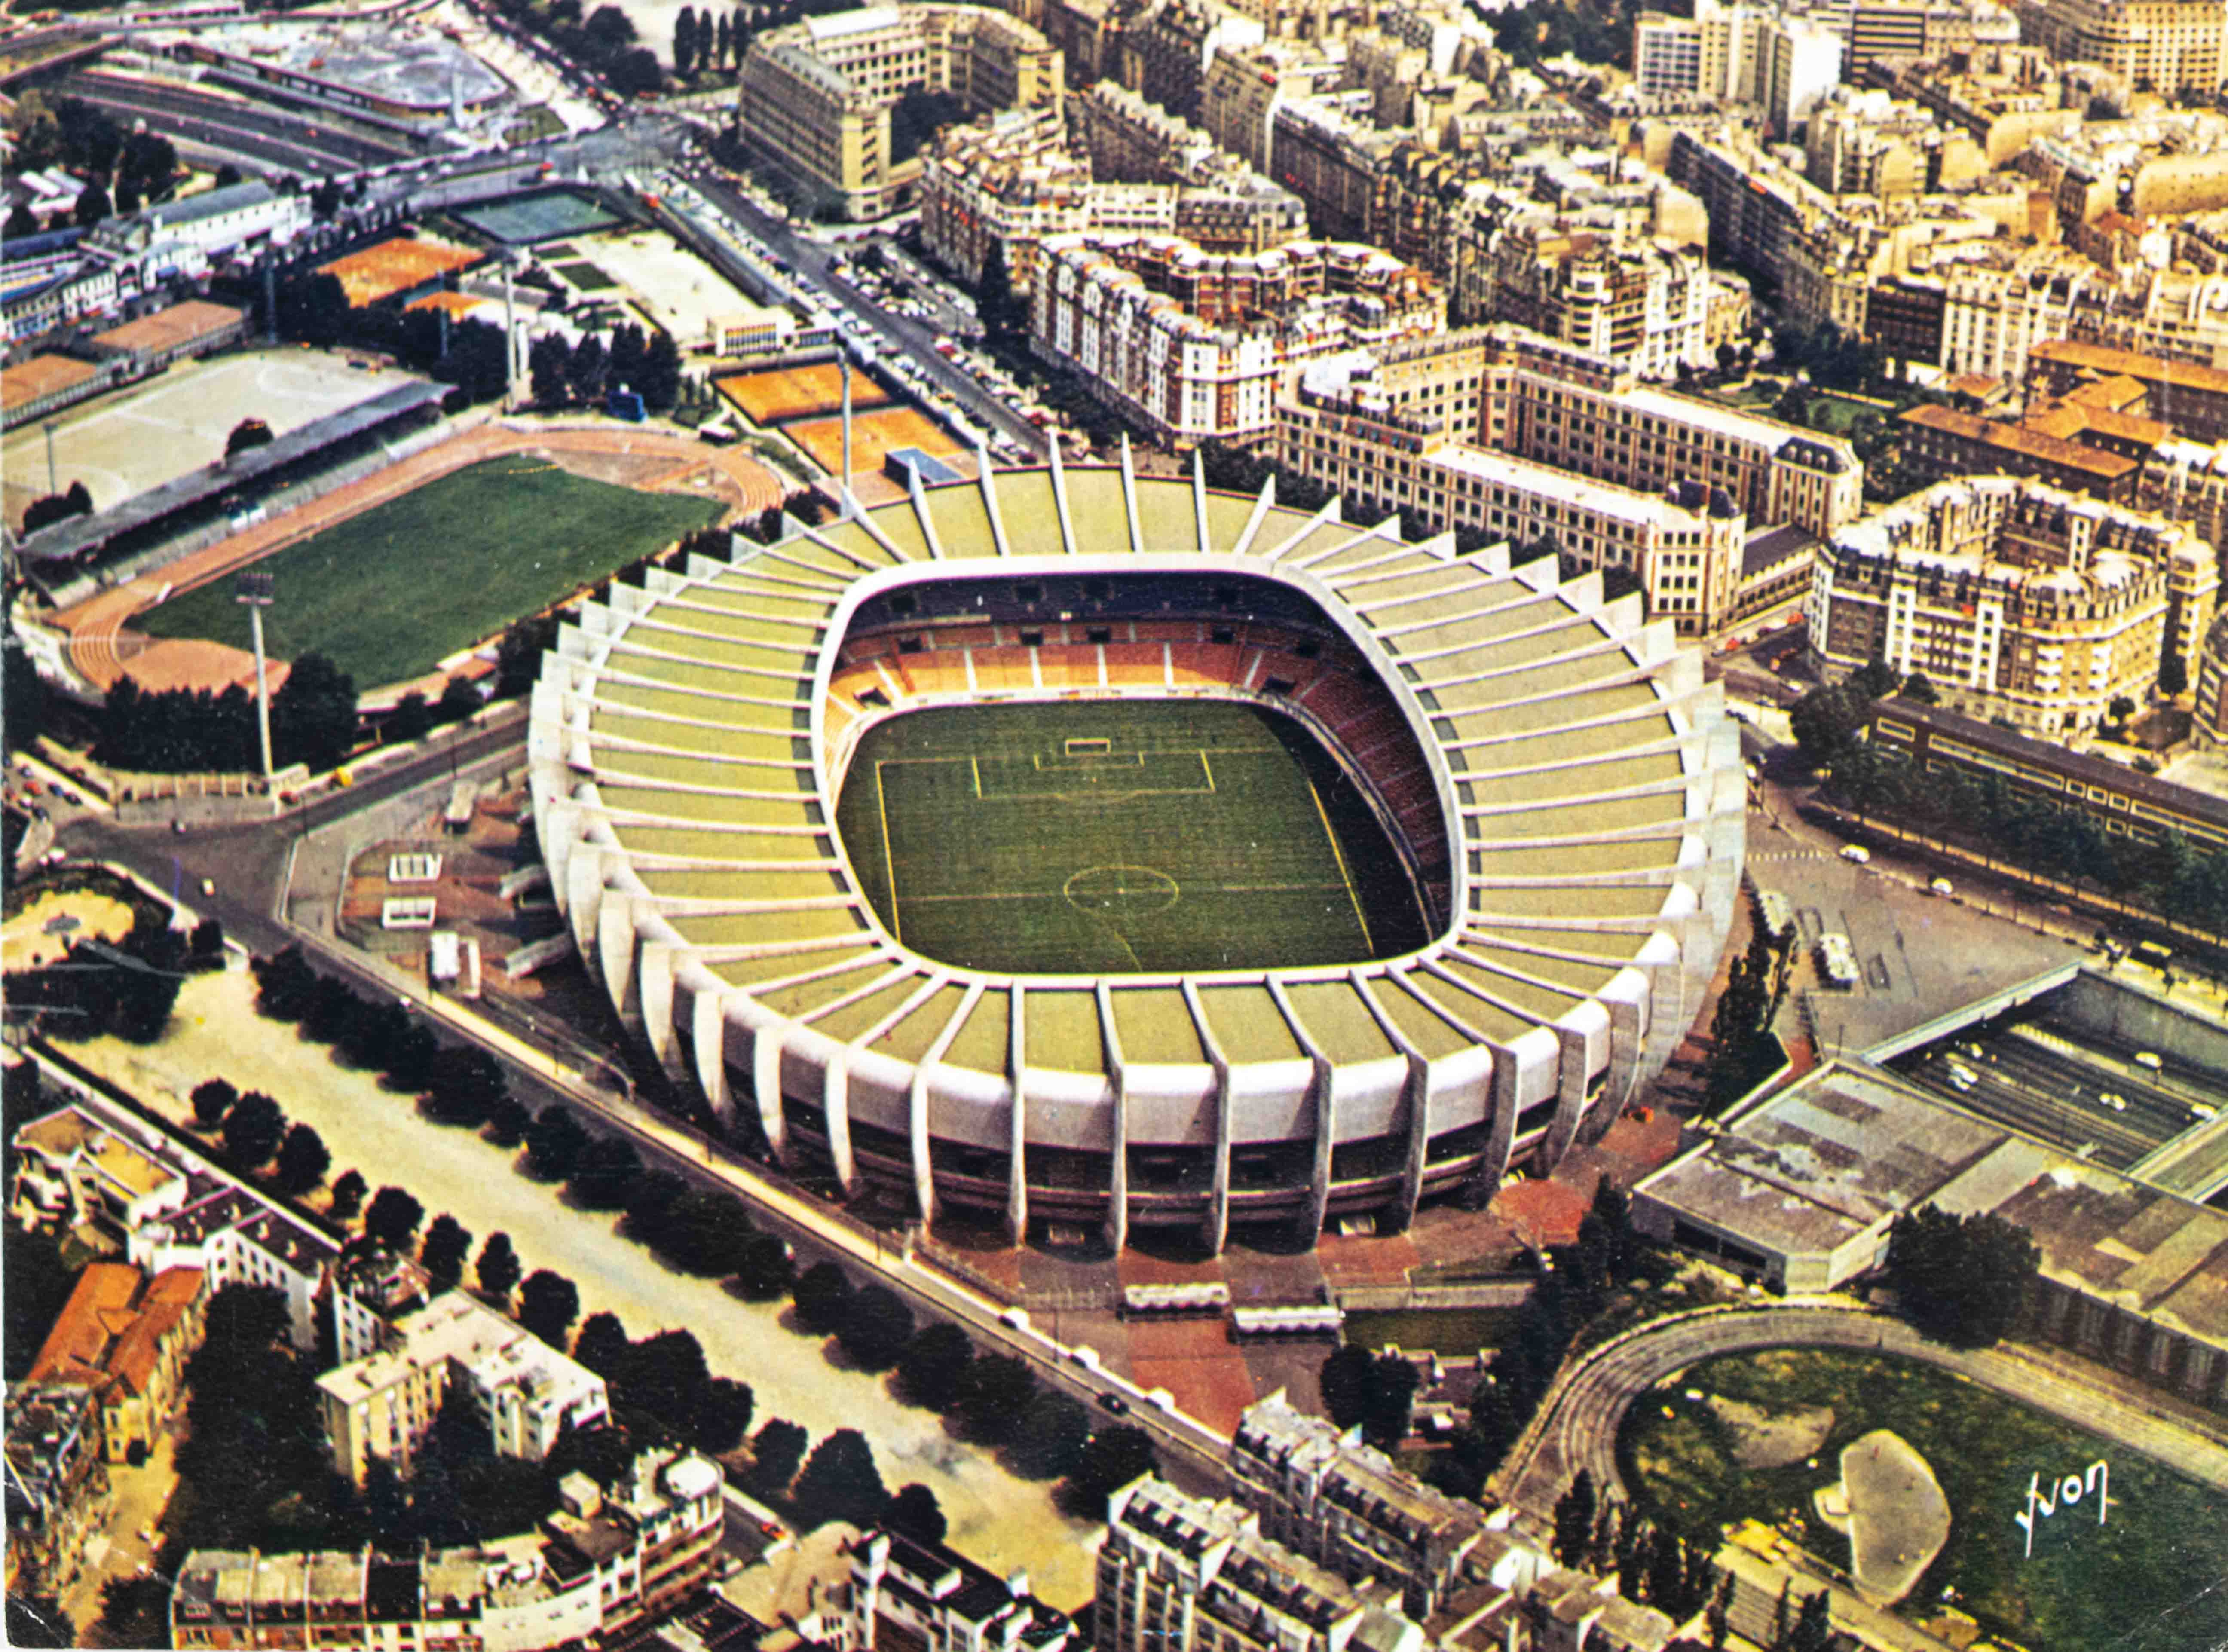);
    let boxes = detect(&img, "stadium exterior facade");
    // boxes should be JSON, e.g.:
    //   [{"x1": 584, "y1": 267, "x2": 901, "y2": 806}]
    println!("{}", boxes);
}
[{"x1": 531, "y1": 456, "x2": 1744, "y2": 1253}]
